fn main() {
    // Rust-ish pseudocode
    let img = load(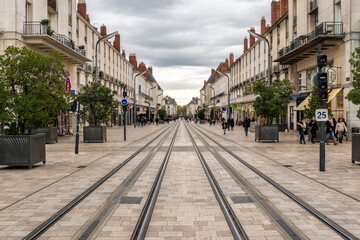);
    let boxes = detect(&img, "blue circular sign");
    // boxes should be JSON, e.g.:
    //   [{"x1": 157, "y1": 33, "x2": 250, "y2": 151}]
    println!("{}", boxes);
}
[{"x1": 121, "y1": 99, "x2": 128, "y2": 106}]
